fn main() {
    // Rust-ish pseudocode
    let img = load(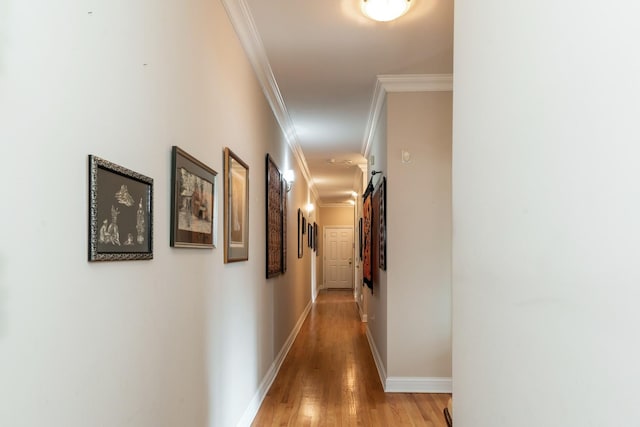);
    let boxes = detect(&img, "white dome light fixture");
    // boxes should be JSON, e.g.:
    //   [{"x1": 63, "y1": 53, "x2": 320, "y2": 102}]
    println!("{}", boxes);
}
[{"x1": 361, "y1": 0, "x2": 412, "y2": 22}]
